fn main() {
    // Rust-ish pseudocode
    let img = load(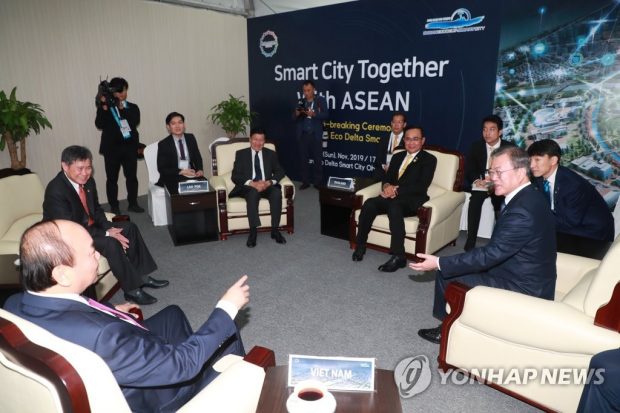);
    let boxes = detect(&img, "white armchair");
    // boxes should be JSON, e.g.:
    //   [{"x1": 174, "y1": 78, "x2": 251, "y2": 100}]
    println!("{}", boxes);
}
[
  {"x1": 143, "y1": 142, "x2": 168, "y2": 226},
  {"x1": 0, "y1": 308, "x2": 274, "y2": 413},
  {"x1": 439, "y1": 238, "x2": 620, "y2": 412},
  {"x1": 210, "y1": 138, "x2": 295, "y2": 240},
  {"x1": 349, "y1": 145, "x2": 465, "y2": 259}
]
